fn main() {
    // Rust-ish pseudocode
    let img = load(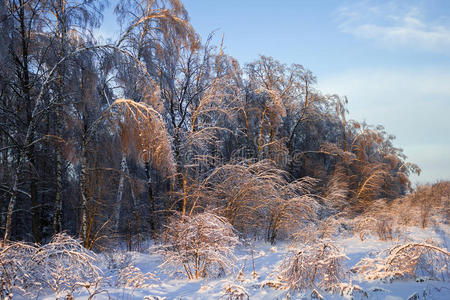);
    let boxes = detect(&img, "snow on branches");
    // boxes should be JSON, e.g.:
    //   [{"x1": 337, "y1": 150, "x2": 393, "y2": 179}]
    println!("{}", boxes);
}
[
  {"x1": 103, "y1": 251, "x2": 156, "y2": 289},
  {"x1": 353, "y1": 242, "x2": 450, "y2": 282},
  {"x1": 187, "y1": 159, "x2": 319, "y2": 242},
  {"x1": 0, "y1": 233, "x2": 101, "y2": 299},
  {"x1": 108, "y1": 98, "x2": 176, "y2": 176},
  {"x1": 158, "y1": 211, "x2": 240, "y2": 279},
  {"x1": 220, "y1": 283, "x2": 250, "y2": 300},
  {"x1": 268, "y1": 240, "x2": 347, "y2": 291}
]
